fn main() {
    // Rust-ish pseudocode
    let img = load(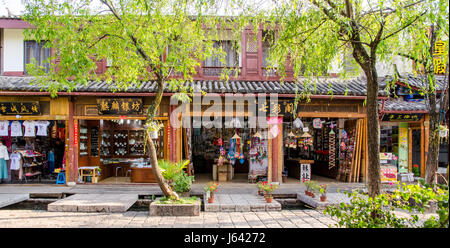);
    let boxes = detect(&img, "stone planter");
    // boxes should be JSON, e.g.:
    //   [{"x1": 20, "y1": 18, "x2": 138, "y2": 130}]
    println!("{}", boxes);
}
[
  {"x1": 177, "y1": 191, "x2": 190, "y2": 198},
  {"x1": 149, "y1": 198, "x2": 200, "y2": 216}
]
